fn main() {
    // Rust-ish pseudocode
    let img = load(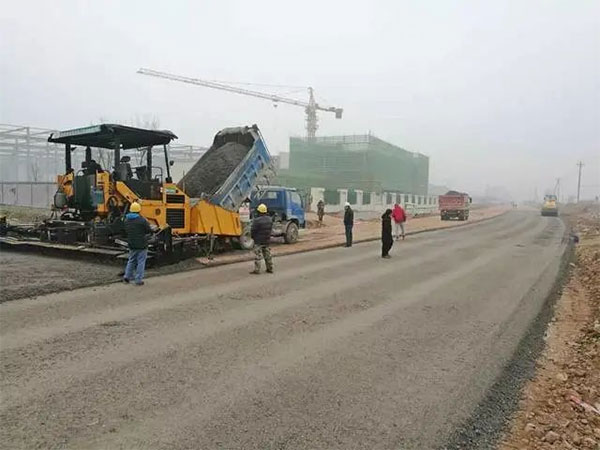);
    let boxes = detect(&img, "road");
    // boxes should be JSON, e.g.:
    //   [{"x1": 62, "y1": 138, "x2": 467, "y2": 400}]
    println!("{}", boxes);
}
[{"x1": 0, "y1": 211, "x2": 566, "y2": 449}]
